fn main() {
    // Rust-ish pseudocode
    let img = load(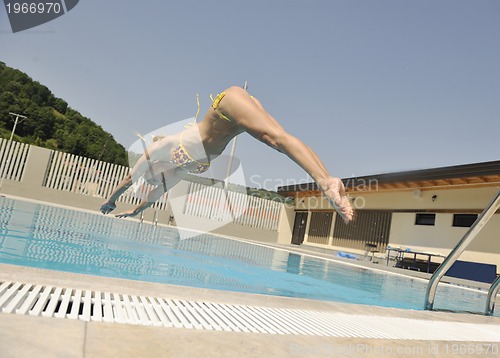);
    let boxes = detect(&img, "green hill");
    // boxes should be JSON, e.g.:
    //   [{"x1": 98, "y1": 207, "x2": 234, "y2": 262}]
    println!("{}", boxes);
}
[{"x1": 0, "y1": 61, "x2": 127, "y2": 166}]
